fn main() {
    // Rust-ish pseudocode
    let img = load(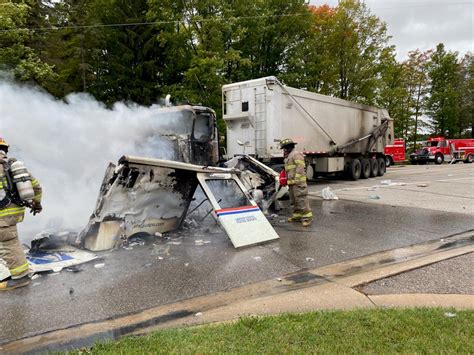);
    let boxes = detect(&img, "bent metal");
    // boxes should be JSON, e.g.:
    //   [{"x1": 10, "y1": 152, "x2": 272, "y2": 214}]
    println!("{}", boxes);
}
[{"x1": 80, "y1": 156, "x2": 281, "y2": 250}]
